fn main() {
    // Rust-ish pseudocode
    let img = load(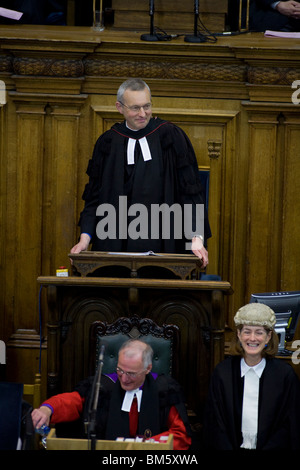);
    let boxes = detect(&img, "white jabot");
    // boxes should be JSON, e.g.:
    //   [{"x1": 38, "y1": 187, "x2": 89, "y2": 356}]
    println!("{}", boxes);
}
[
  {"x1": 121, "y1": 388, "x2": 143, "y2": 412},
  {"x1": 127, "y1": 138, "x2": 136, "y2": 165},
  {"x1": 127, "y1": 137, "x2": 152, "y2": 165},
  {"x1": 240, "y1": 358, "x2": 266, "y2": 449}
]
